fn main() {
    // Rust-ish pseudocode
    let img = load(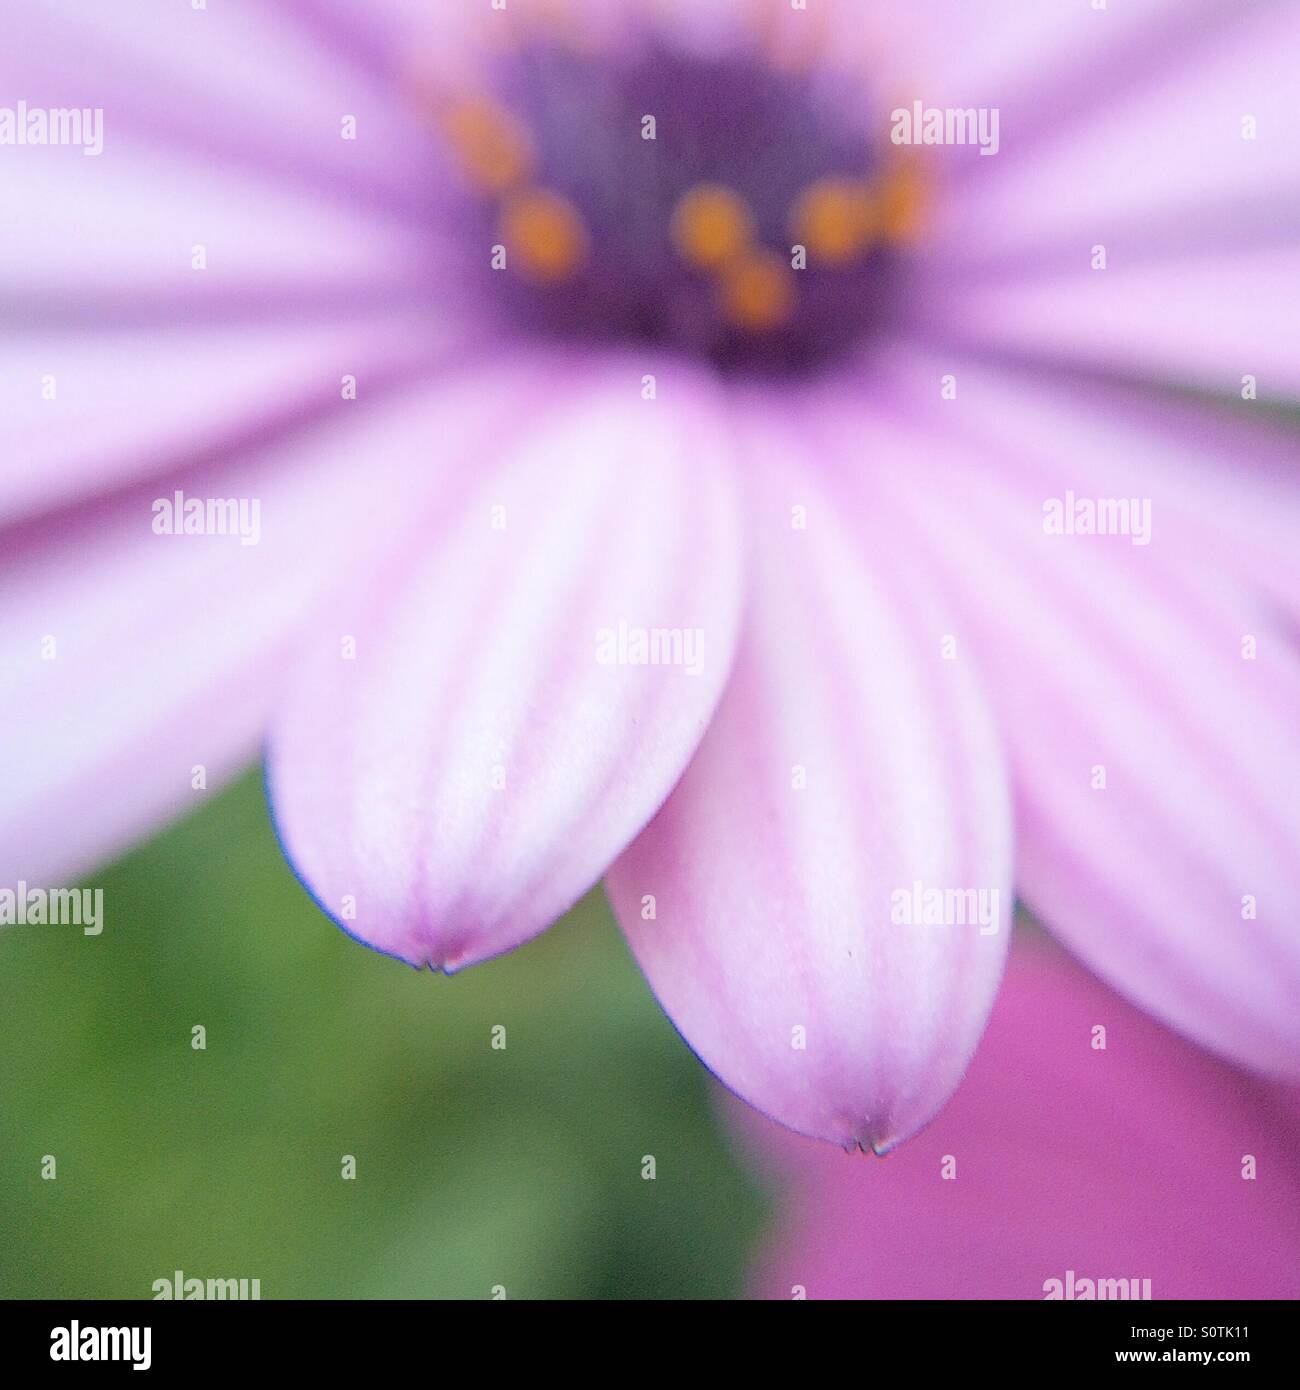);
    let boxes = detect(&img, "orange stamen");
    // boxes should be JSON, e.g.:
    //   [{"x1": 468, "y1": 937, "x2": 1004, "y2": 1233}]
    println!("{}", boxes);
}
[
  {"x1": 444, "y1": 98, "x2": 533, "y2": 193},
  {"x1": 877, "y1": 161, "x2": 928, "y2": 244},
  {"x1": 502, "y1": 188, "x2": 588, "y2": 282},
  {"x1": 672, "y1": 185, "x2": 755, "y2": 271},
  {"x1": 720, "y1": 250, "x2": 796, "y2": 332},
  {"x1": 791, "y1": 179, "x2": 877, "y2": 265}
]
